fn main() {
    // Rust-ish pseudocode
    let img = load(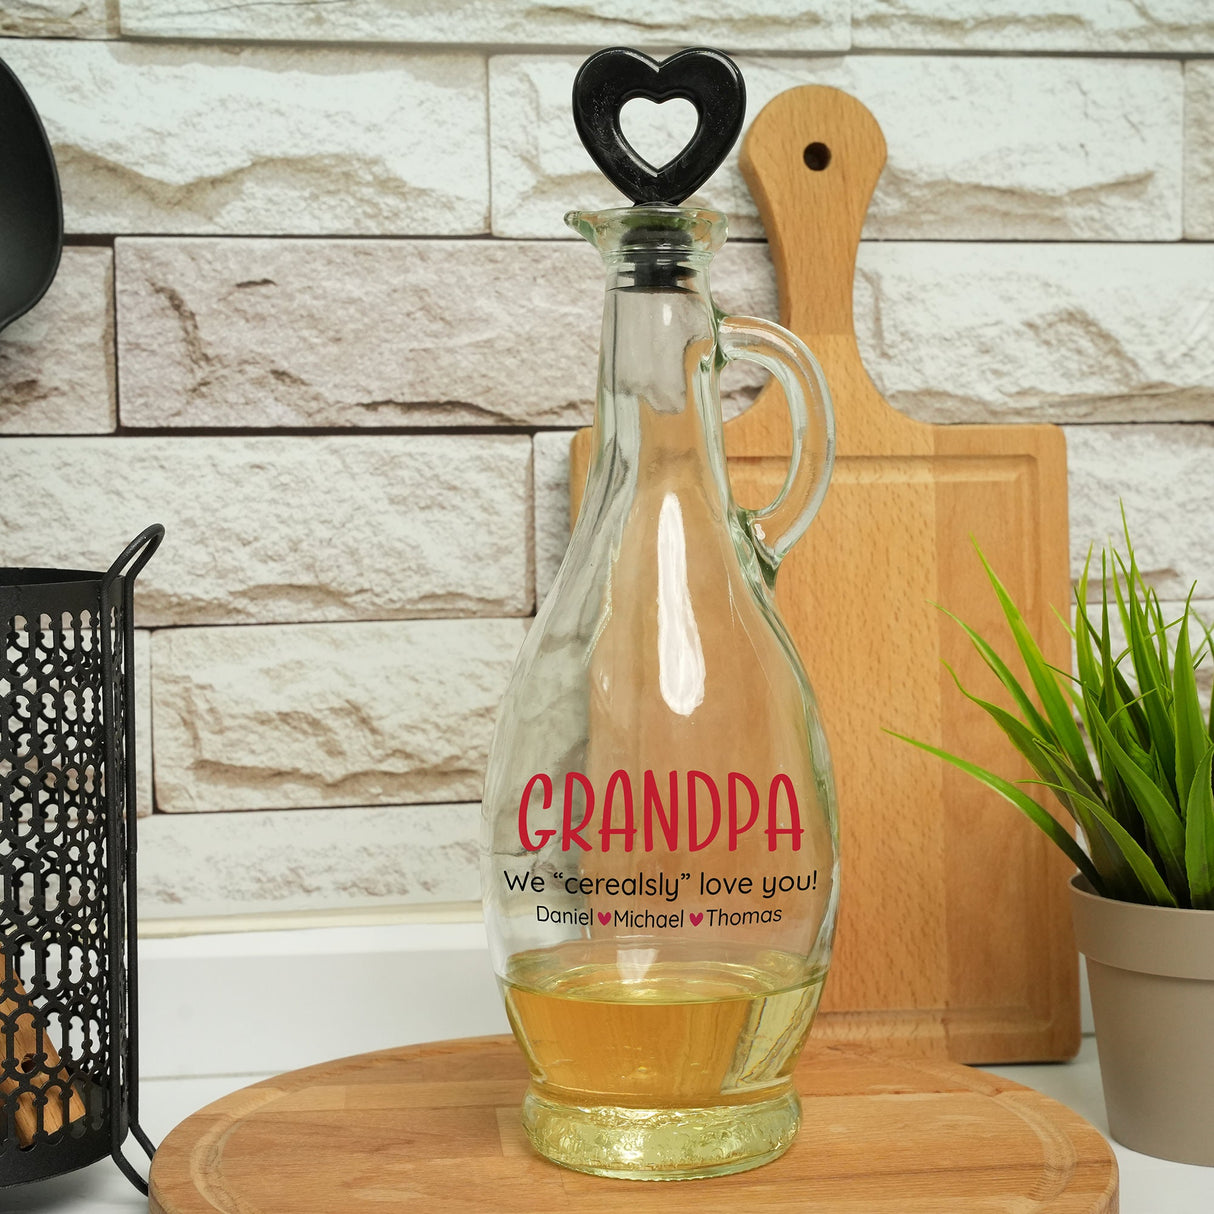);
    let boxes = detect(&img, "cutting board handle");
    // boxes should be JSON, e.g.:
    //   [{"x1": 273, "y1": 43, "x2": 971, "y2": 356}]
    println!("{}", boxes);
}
[{"x1": 735, "y1": 86, "x2": 918, "y2": 453}]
